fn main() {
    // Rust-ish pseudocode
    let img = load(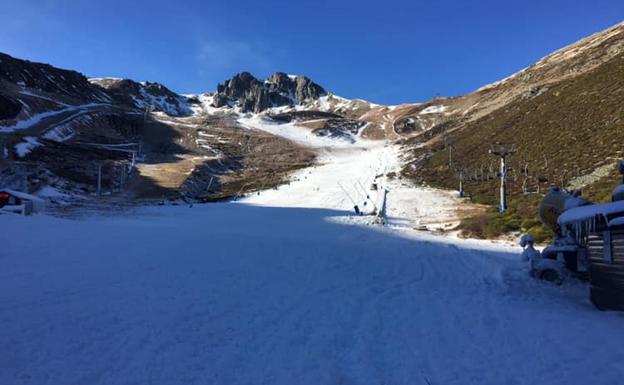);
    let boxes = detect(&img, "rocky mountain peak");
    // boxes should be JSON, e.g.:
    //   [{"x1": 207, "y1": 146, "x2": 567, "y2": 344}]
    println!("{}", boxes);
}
[{"x1": 212, "y1": 71, "x2": 326, "y2": 113}]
